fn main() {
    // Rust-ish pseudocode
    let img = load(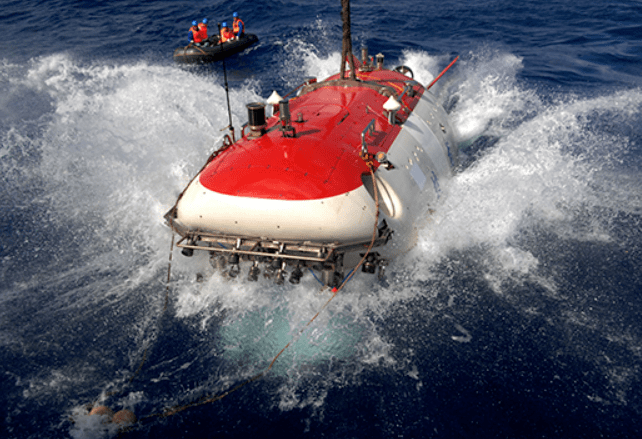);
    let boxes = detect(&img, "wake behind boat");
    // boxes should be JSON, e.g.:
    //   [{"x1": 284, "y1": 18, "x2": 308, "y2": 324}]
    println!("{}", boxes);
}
[{"x1": 173, "y1": 33, "x2": 259, "y2": 64}]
